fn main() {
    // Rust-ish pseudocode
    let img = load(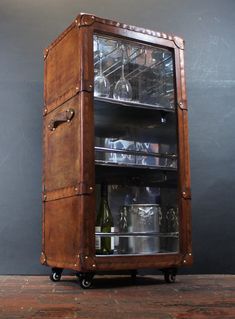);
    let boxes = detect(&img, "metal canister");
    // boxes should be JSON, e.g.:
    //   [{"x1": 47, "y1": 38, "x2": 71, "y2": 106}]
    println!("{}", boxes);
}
[{"x1": 125, "y1": 204, "x2": 161, "y2": 254}]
